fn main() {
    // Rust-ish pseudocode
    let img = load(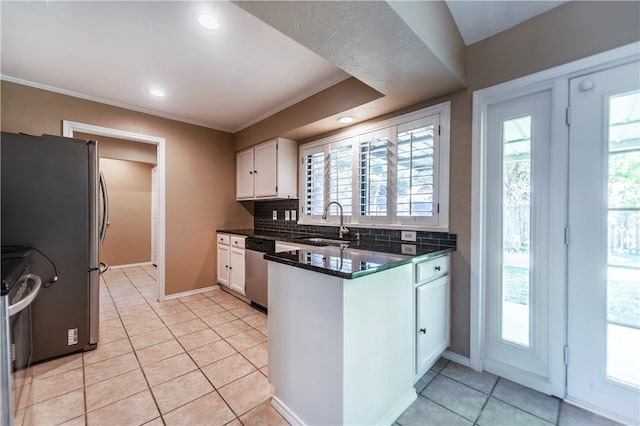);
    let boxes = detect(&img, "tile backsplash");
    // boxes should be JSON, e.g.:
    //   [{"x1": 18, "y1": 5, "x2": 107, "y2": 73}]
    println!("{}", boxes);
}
[{"x1": 253, "y1": 199, "x2": 457, "y2": 247}]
